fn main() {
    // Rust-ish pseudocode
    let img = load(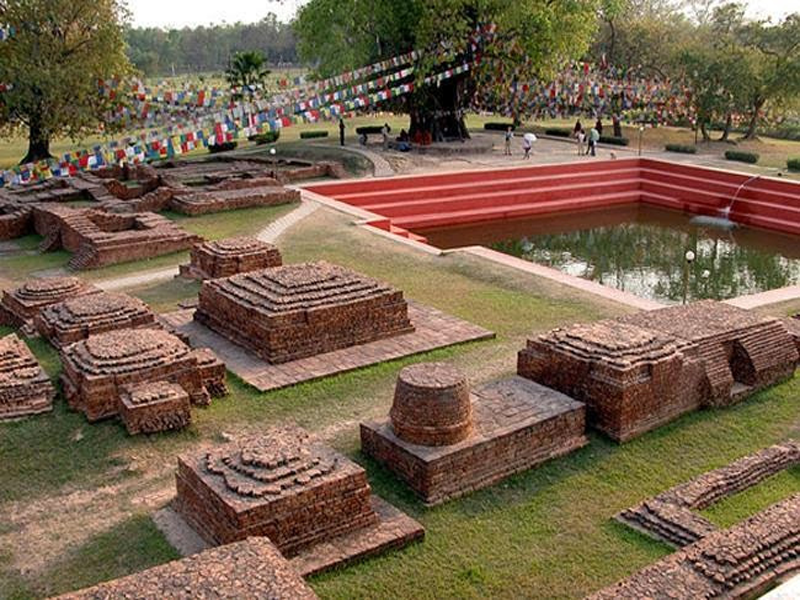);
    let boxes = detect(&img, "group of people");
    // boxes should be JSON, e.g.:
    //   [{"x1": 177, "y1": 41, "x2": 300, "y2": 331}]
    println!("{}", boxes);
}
[
  {"x1": 572, "y1": 118, "x2": 603, "y2": 156},
  {"x1": 503, "y1": 127, "x2": 536, "y2": 159}
]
